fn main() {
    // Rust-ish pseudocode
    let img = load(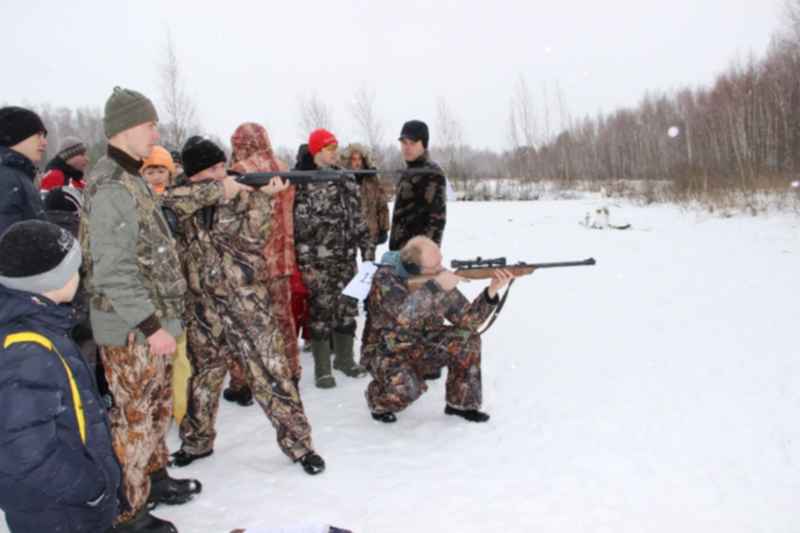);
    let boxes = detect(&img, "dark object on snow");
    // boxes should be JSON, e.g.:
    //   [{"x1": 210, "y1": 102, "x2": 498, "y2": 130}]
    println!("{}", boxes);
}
[
  {"x1": 170, "y1": 448, "x2": 214, "y2": 467},
  {"x1": 298, "y1": 452, "x2": 326, "y2": 475},
  {"x1": 223, "y1": 385, "x2": 254, "y2": 406},
  {"x1": 444, "y1": 405, "x2": 490, "y2": 423},
  {"x1": 371, "y1": 412, "x2": 397, "y2": 423},
  {"x1": 147, "y1": 468, "x2": 202, "y2": 507},
  {"x1": 107, "y1": 506, "x2": 177, "y2": 533}
]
